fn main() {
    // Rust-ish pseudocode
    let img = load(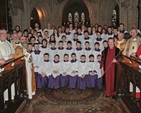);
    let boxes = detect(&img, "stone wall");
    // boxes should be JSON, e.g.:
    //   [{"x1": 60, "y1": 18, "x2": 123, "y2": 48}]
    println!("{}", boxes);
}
[{"x1": 9, "y1": 0, "x2": 138, "y2": 31}]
